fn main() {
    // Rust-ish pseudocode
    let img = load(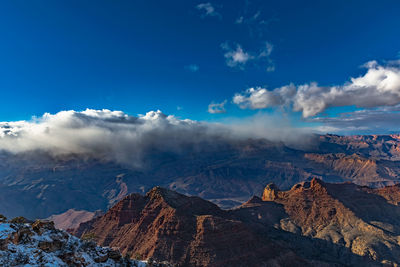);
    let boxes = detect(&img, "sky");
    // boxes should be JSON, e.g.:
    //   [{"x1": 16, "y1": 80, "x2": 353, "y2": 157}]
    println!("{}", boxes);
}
[{"x1": 1, "y1": 0, "x2": 400, "y2": 134}]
